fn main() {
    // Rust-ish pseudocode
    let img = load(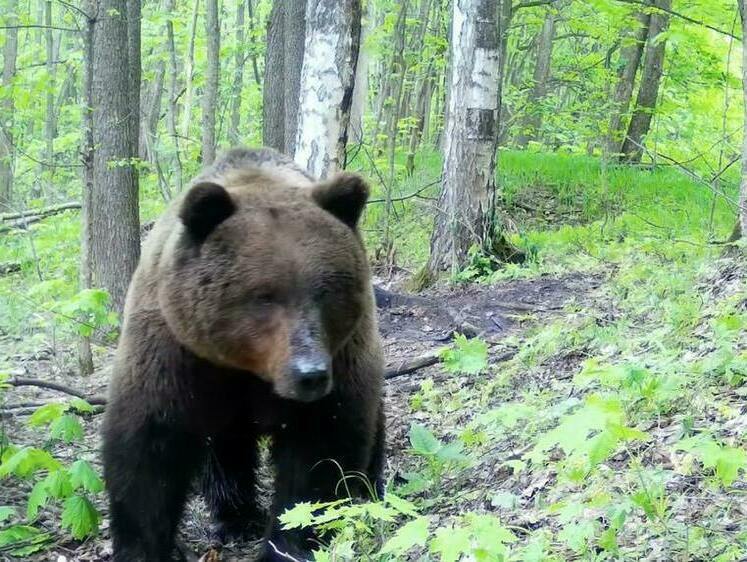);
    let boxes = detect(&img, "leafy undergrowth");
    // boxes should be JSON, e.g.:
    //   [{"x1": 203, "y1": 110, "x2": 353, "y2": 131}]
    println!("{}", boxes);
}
[
  {"x1": 1, "y1": 151, "x2": 745, "y2": 560},
  {"x1": 283, "y1": 188, "x2": 747, "y2": 559}
]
